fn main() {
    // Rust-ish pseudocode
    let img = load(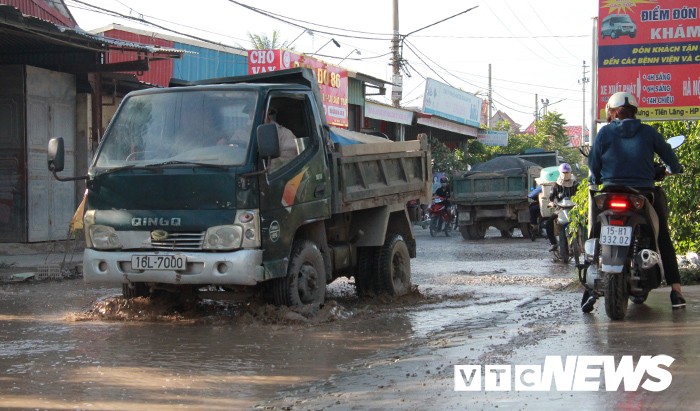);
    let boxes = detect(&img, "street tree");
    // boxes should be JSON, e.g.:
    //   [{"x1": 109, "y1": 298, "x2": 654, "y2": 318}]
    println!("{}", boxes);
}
[{"x1": 242, "y1": 30, "x2": 292, "y2": 50}]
